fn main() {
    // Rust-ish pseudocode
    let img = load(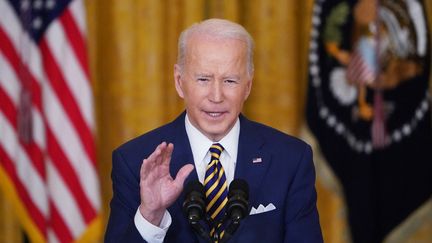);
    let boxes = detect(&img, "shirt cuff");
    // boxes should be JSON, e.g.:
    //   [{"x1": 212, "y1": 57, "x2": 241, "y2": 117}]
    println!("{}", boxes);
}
[{"x1": 134, "y1": 208, "x2": 172, "y2": 243}]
